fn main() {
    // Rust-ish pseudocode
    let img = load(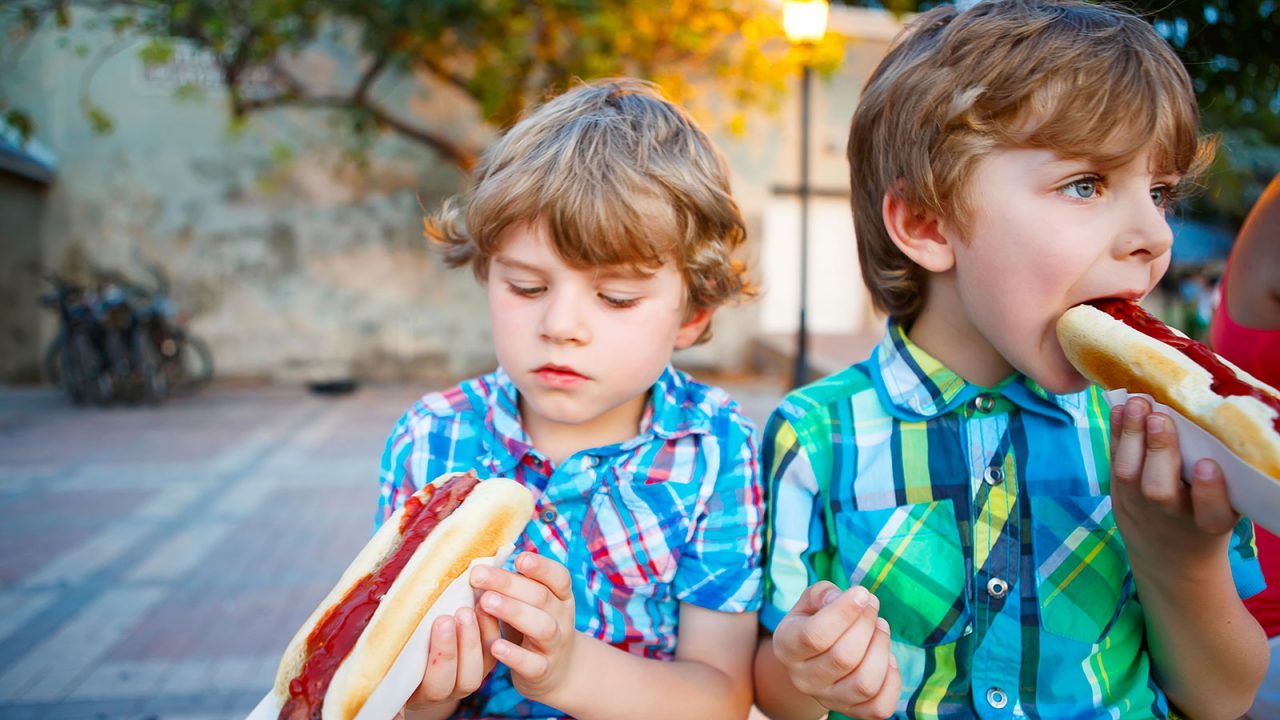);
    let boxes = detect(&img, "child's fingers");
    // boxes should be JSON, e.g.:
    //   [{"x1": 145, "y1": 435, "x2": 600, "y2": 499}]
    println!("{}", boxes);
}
[
  {"x1": 514, "y1": 552, "x2": 573, "y2": 602},
  {"x1": 799, "y1": 599, "x2": 880, "y2": 686},
  {"x1": 472, "y1": 564, "x2": 561, "y2": 610},
  {"x1": 475, "y1": 604, "x2": 505, "y2": 650},
  {"x1": 847, "y1": 646, "x2": 902, "y2": 720},
  {"x1": 1189, "y1": 459, "x2": 1241, "y2": 534},
  {"x1": 453, "y1": 608, "x2": 487, "y2": 694},
  {"x1": 492, "y1": 636, "x2": 551, "y2": 682},
  {"x1": 417, "y1": 616, "x2": 460, "y2": 702},
  {"x1": 479, "y1": 591, "x2": 560, "y2": 647},
  {"x1": 829, "y1": 617, "x2": 894, "y2": 706},
  {"x1": 778, "y1": 585, "x2": 873, "y2": 662},
  {"x1": 790, "y1": 581, "x2": 843, "y2": 618},
  {"x1": 1136, "y1": 413, "x2": 1189, "y2": 513},
  {"x1": 1111, "y1": 397, "x2": 1150, "y2": 486}
]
